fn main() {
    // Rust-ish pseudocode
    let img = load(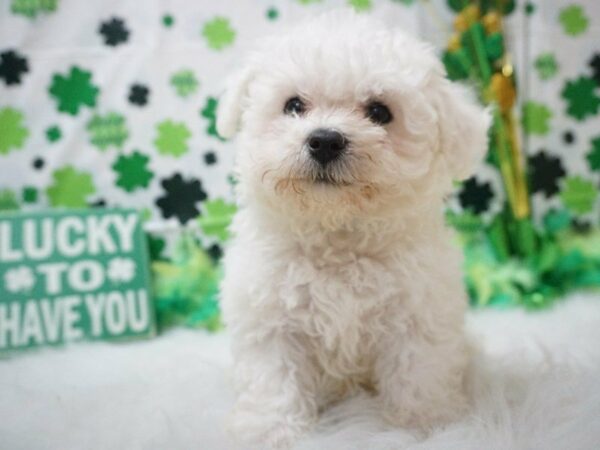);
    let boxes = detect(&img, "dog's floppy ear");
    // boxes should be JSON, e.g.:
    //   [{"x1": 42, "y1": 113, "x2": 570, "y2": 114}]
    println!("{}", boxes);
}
[
  {"x1": 216, "y1": 66, "x2": 256, "y2": 139},
  {"x1": 435, "y1": 79, "x2": 491, "y2": 181}
]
